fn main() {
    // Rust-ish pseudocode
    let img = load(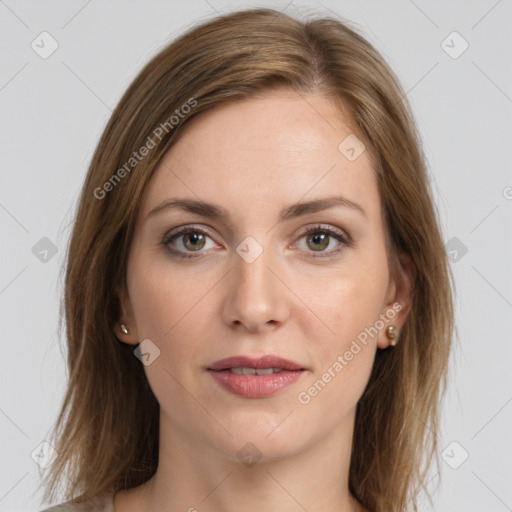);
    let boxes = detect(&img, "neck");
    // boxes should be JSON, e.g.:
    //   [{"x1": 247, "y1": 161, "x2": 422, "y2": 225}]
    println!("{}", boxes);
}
[{"x1": 123, "y1": 409, "x2": 364, "y2": 512}]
